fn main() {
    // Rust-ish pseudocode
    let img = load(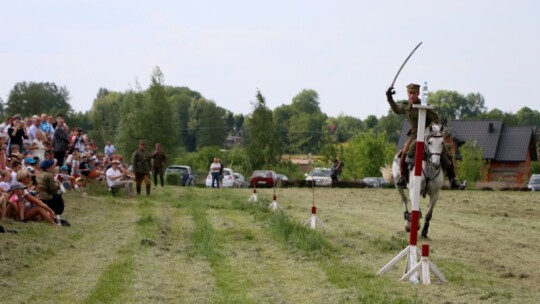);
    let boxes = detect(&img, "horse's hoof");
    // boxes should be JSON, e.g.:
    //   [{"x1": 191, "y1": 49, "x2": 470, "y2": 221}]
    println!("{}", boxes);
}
[
  {"x1": 421, "y1": 233, "x2": 428, "y2": 239},
  {"x1": 405, "y1": 222, "x2": 411, "y2": 232}
]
